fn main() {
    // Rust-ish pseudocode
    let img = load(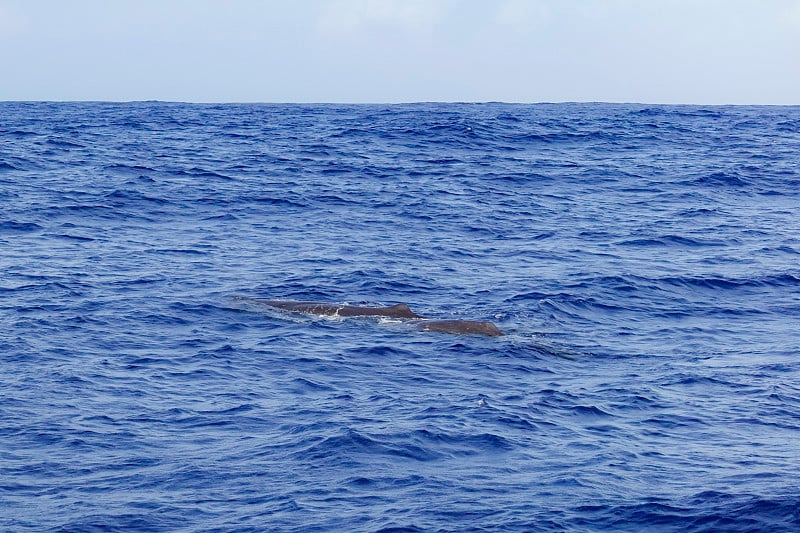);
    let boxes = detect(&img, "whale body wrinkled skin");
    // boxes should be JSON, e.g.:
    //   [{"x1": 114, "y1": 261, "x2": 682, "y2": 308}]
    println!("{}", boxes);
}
[{"x1": 244, "y1": 299, "x2": 504, "y2": 336}]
